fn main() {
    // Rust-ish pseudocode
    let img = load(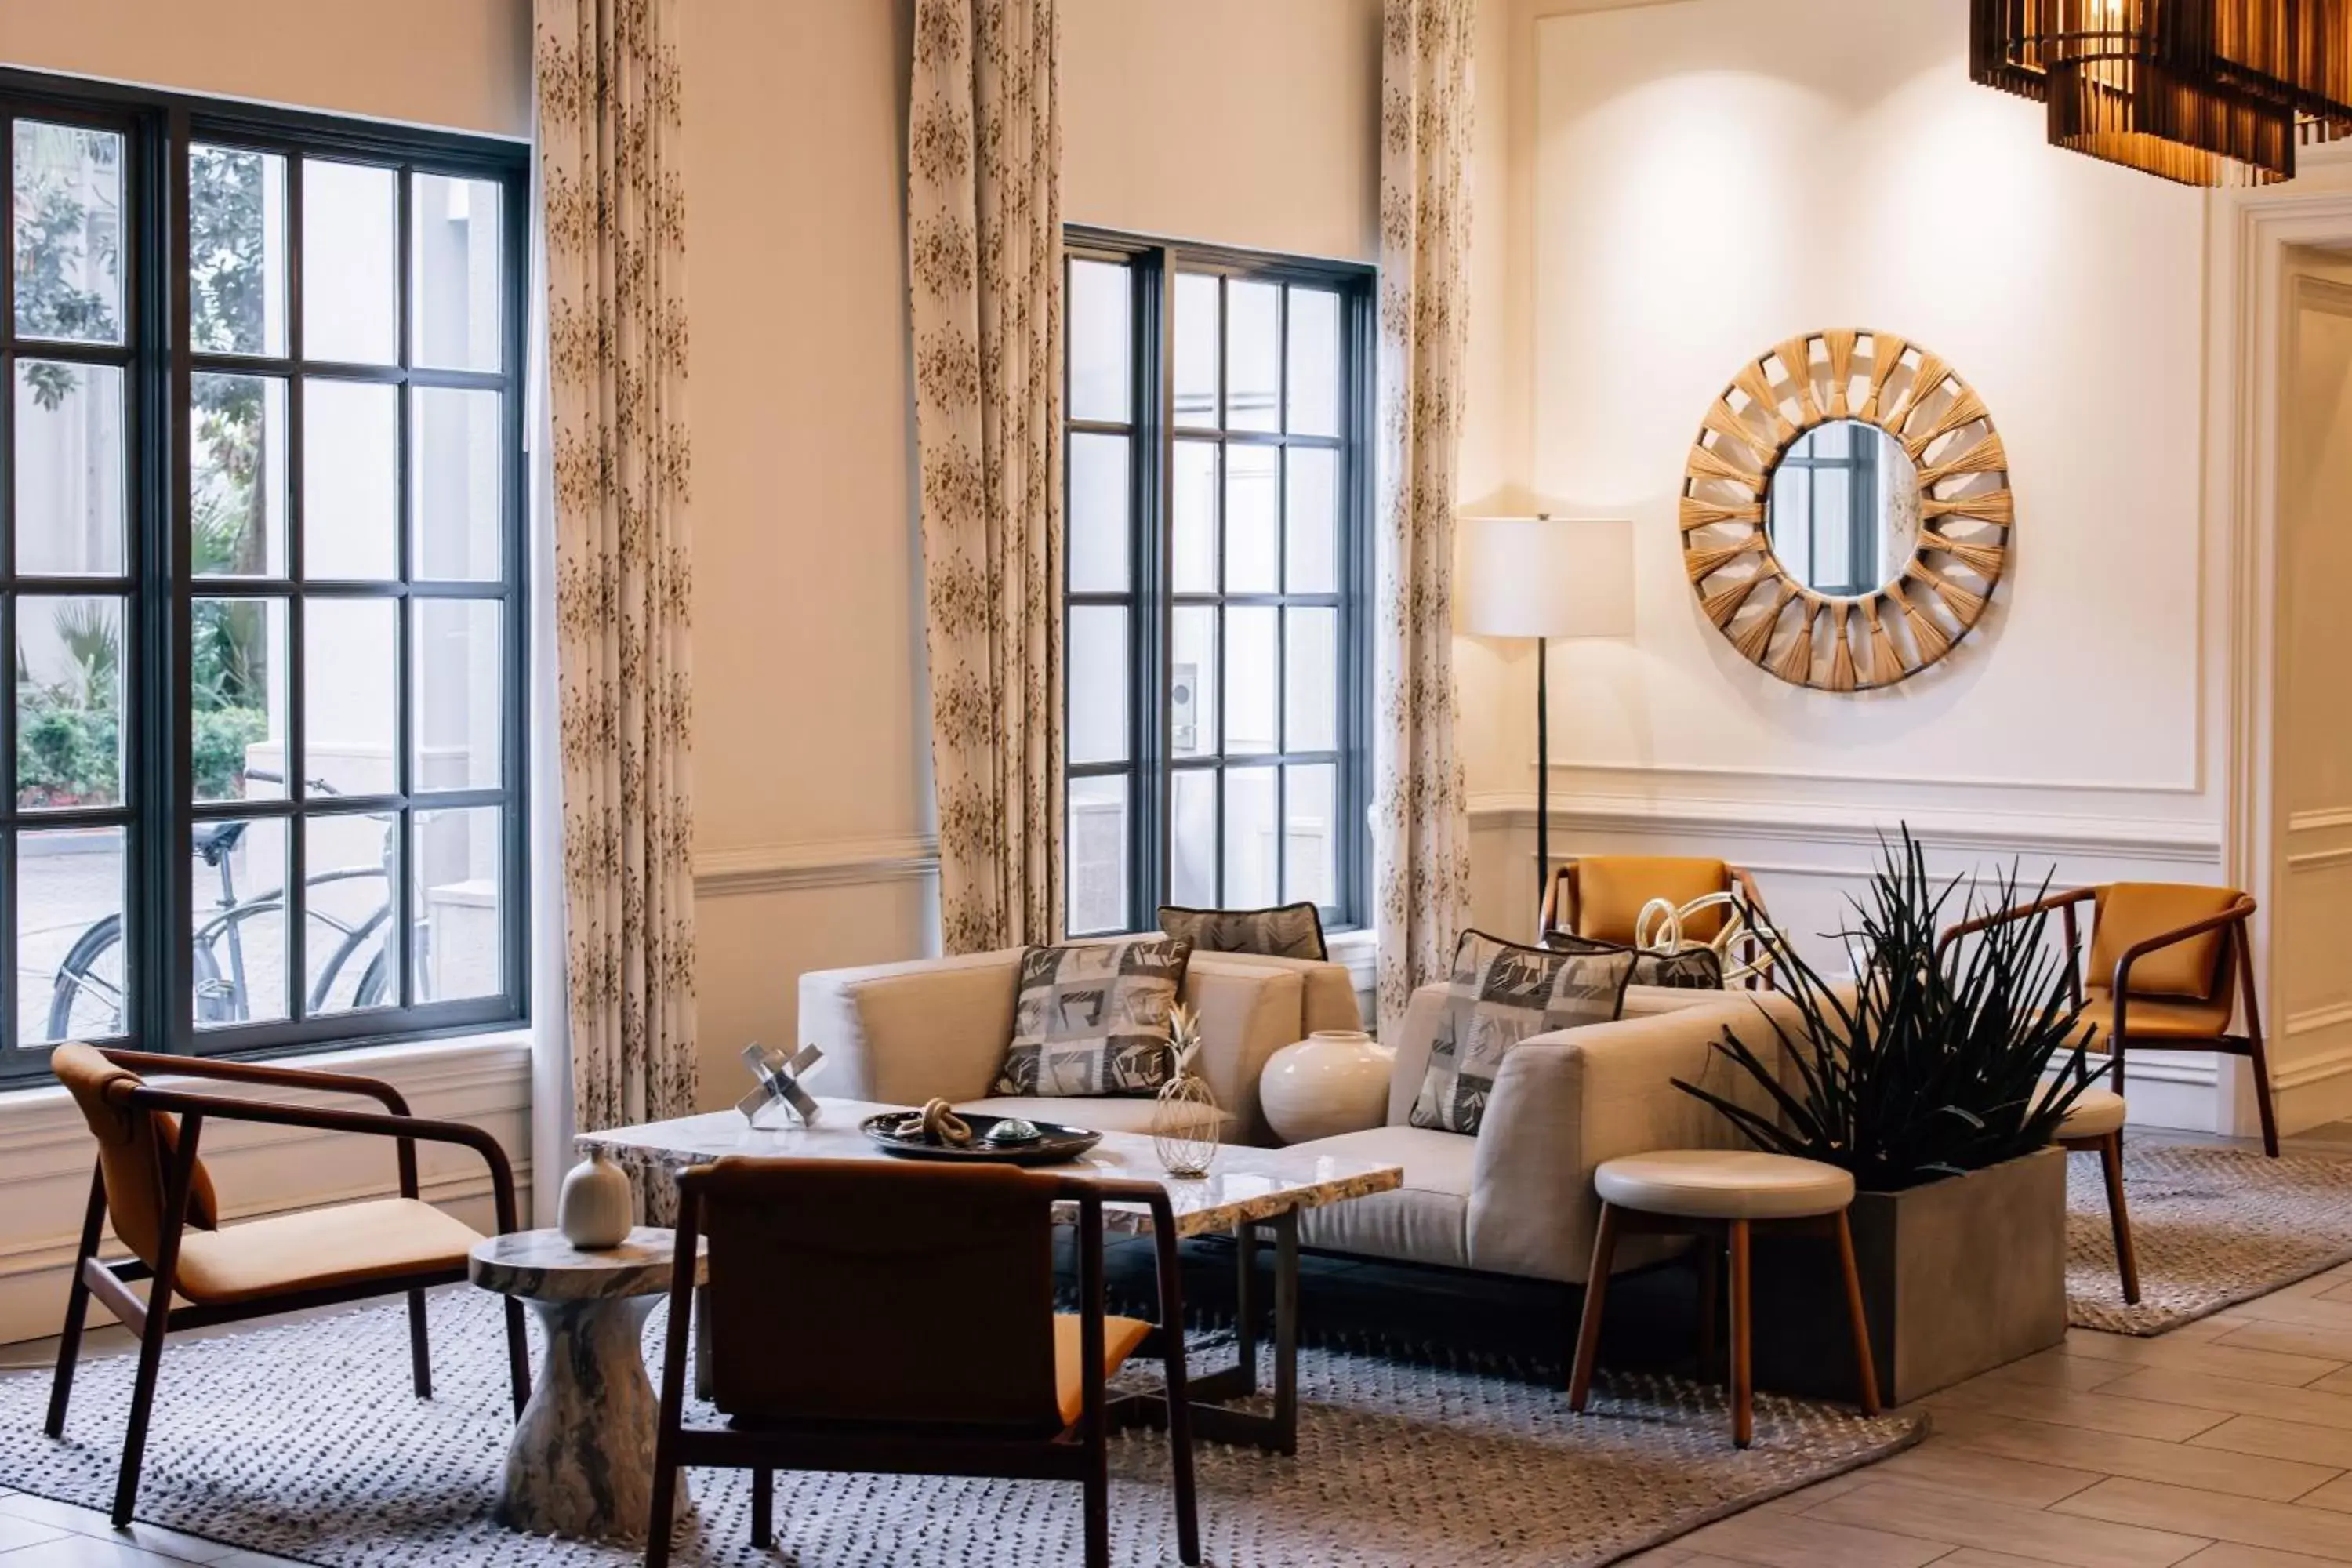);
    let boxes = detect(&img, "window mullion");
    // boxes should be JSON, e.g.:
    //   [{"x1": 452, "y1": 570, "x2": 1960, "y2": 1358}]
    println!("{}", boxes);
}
[{"x1": 148, "y1": 103, "x2": 192, "y2": 1056}]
